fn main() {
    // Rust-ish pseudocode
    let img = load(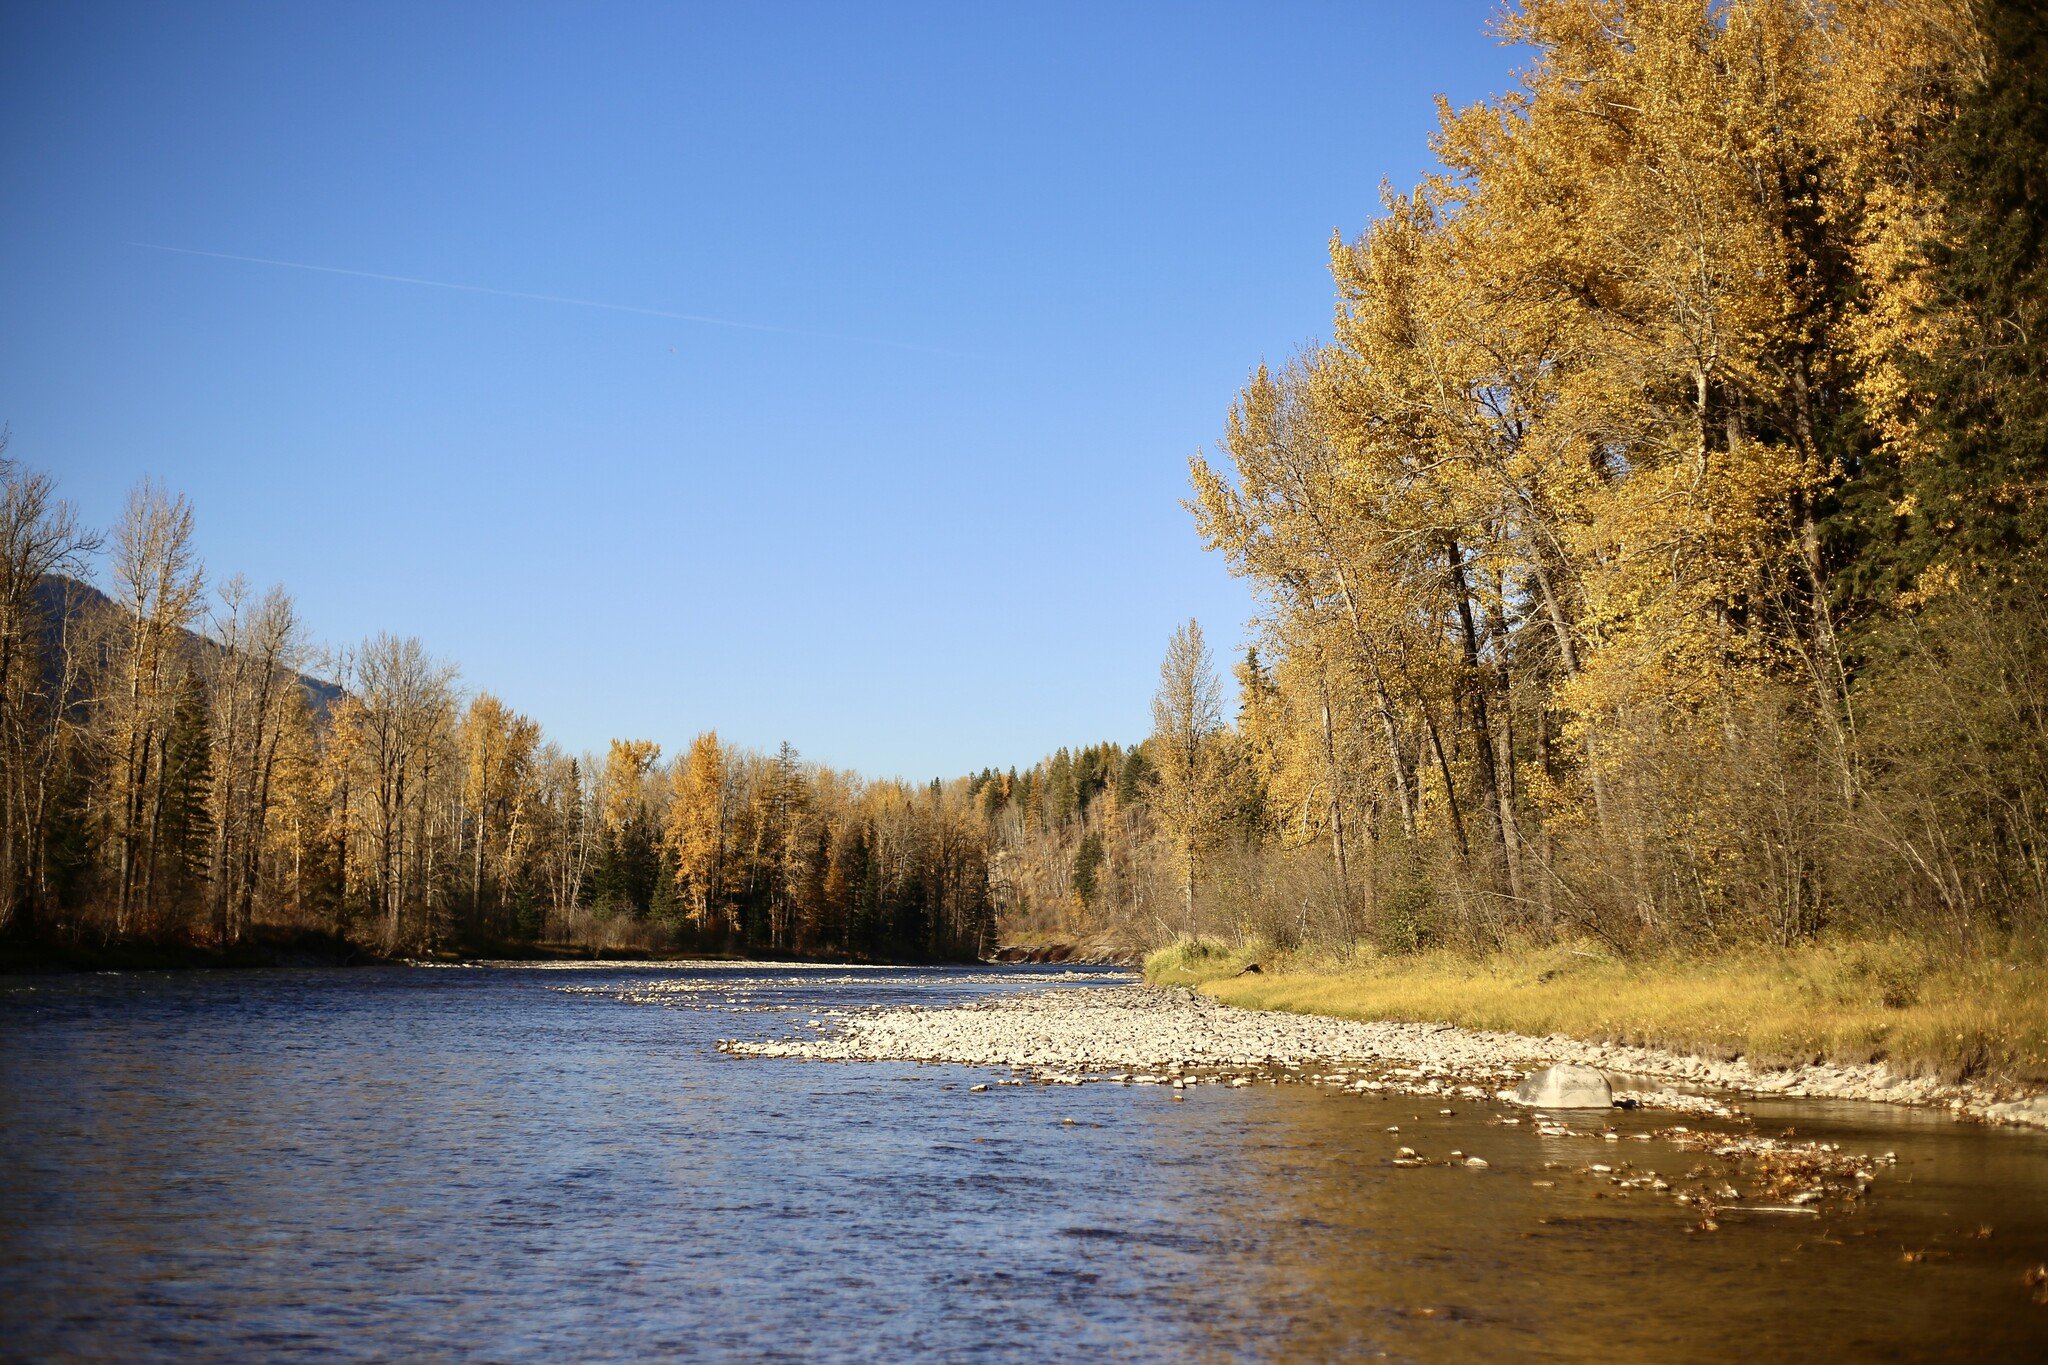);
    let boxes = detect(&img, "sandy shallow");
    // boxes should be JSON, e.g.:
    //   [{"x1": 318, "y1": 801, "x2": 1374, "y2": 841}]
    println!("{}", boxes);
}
[{"x1": 722, "y1": 982, "x2": 2048, "y2": 1129}]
